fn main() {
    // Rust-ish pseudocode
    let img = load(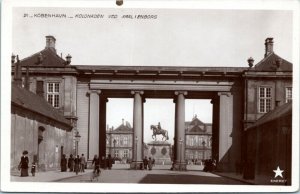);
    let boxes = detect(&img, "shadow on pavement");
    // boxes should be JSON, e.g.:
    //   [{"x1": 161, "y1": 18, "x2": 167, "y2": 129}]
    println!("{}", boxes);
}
[{"x1": 139, "y1": 174, "x2": 245, "y2": 184}]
